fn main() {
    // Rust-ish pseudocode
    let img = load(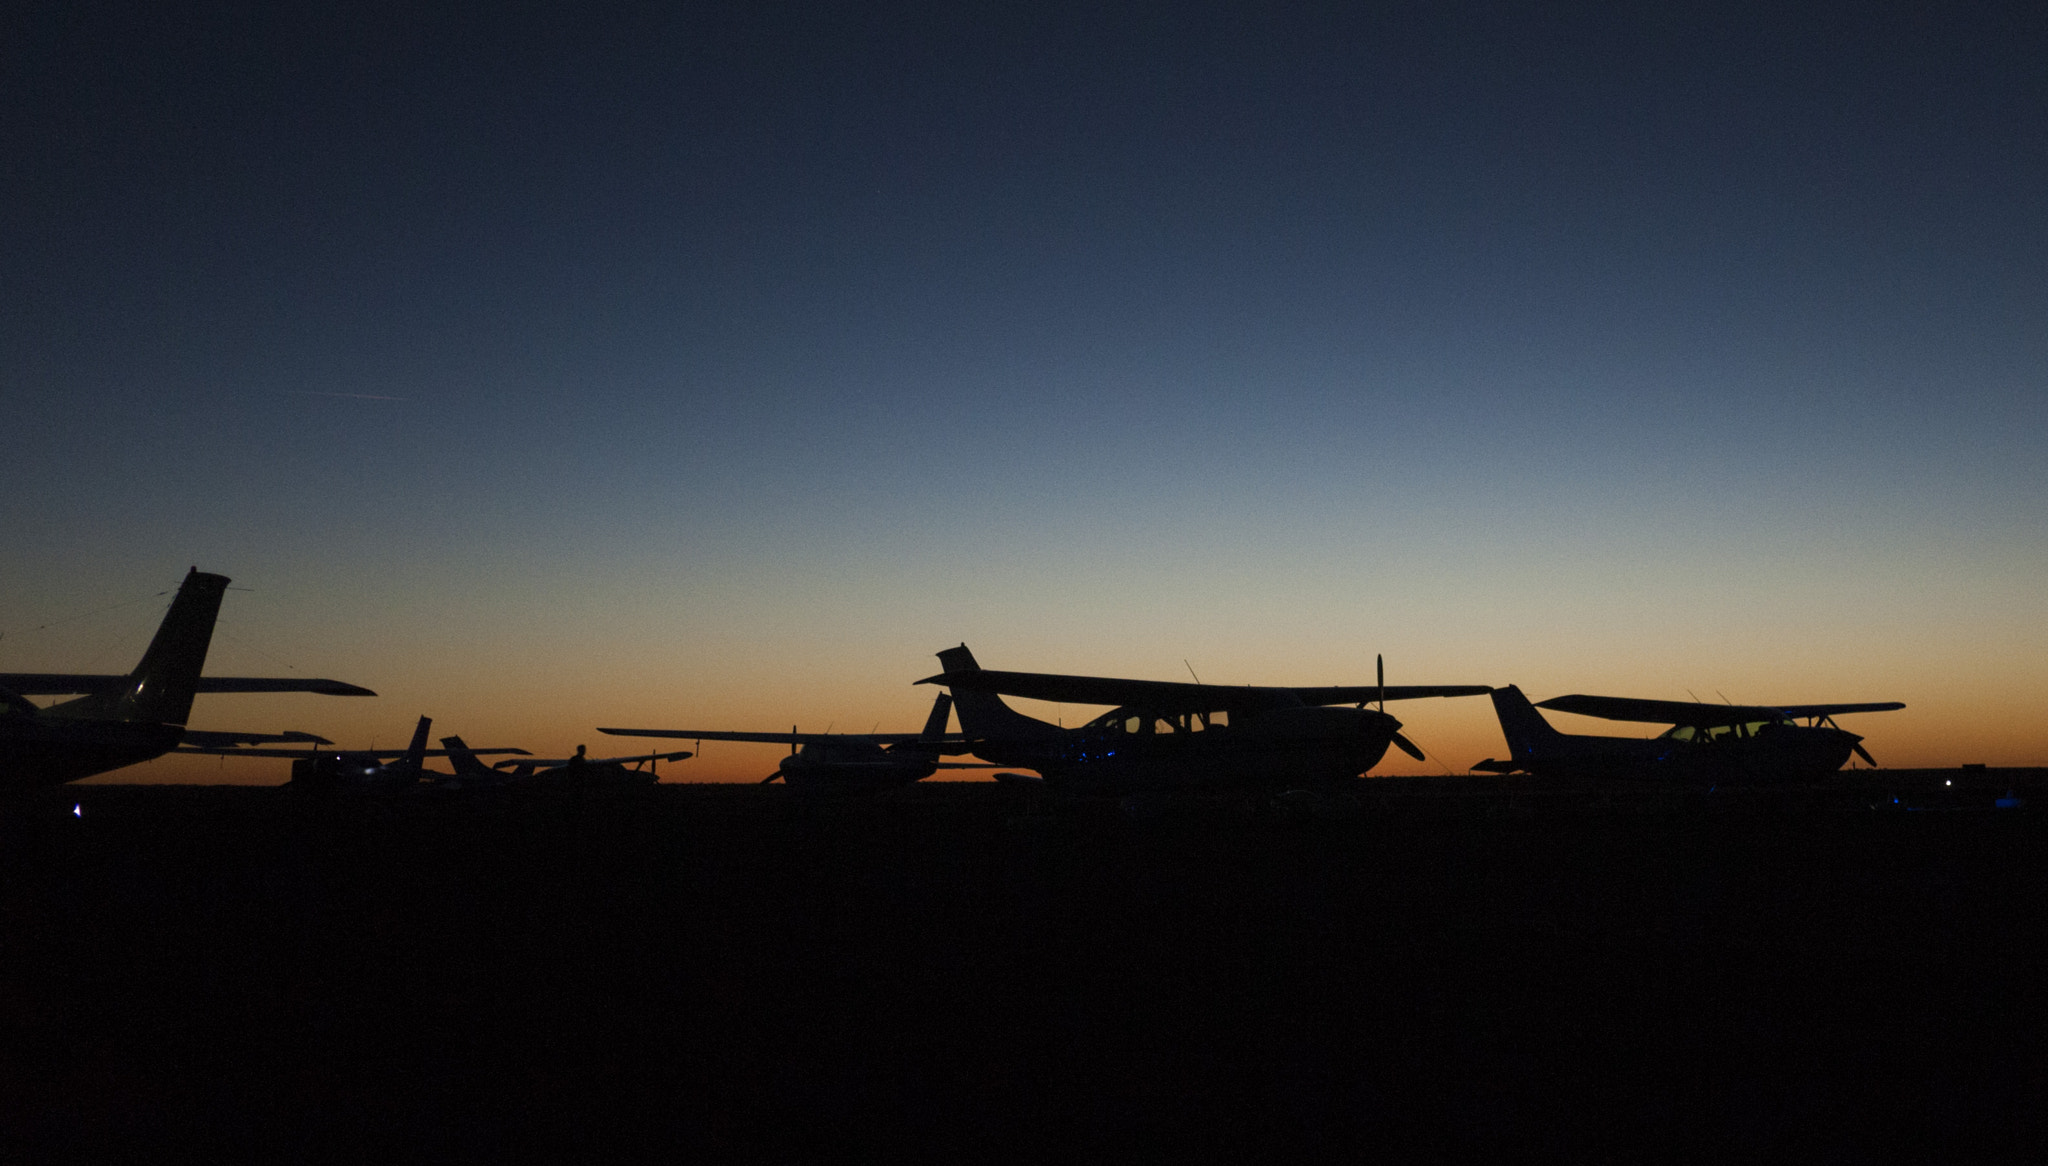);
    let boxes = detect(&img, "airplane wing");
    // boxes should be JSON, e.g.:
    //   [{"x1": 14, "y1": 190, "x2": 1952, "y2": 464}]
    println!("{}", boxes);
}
[
  {"x1": 916, "y1": 669, "x2": 1488, "y2": 712},
  {"x1": 492, "y1": 749, "x2": 692, "y2": 769},
  {"x1": 0, "y1": 673, "x2": 376, "y2": 696},
  {"x1": 596, "y1": 727, "x2": 976, "y2": 746},
  {"x1": 178, "y1": 745, "x2": 532, "y2": 758},
  {"x1": 1289, "y1": 684, "x2": 1496, "y2": 705},
  {"x1": 701, "y1": 759, "x2": 1000, "y2": 771},
  {"x1": 180, "y1": 729, "x2": 333, "y2": 748},
  {"x1": 1534, "y1": 694, "x2": 1906, "y2": 726}
]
